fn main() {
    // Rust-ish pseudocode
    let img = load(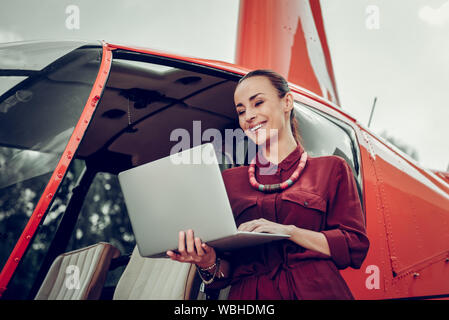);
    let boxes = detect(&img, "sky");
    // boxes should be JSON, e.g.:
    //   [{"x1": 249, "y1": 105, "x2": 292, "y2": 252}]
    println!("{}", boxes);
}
[
  {"x1": 321, "y1": 0, "x2": 449, "y2": 172},
  {"x1": 0, "y1": 0, "x2": 447, "y2": 171}
]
